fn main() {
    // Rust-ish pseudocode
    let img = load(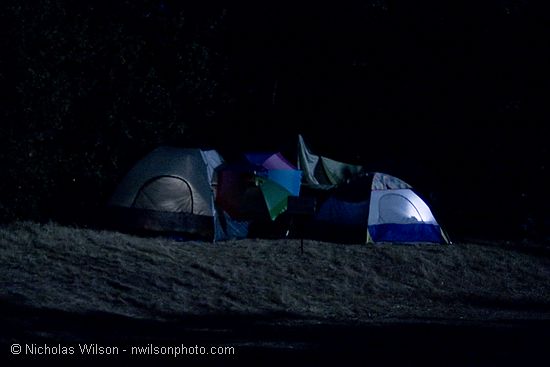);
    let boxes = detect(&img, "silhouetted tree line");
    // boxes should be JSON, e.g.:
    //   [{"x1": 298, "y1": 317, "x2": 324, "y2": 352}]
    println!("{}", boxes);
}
[
  {"x1": 0, "y1": 1, "x2": 548, "y2": 242},
  {"x1": 0, "y1": 1, "x2": 232, "y2": 223}
]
